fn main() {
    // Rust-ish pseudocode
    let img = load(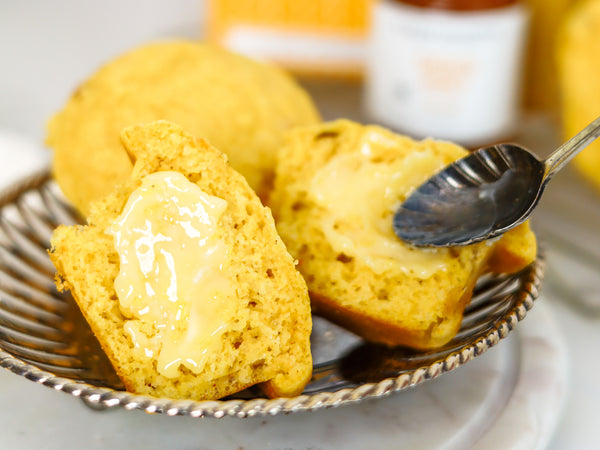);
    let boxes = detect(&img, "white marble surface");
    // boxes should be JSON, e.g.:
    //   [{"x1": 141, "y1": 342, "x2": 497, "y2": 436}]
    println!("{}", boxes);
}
[
  {"x1": 1, "y1": 2, "x2": 600, "y2": 448},
  {"x1": 0, "y1": 126, "x2": 570, "y2": 450},
  {"x1": 0, "y1": 310, "x2": 564, "y2": 450},
  {"x1": 0, "y1": 156, "x2": 568, "y2": 448},
  {"x1": 0, "y1": 302, "x2": 563, "y2": 450}
]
